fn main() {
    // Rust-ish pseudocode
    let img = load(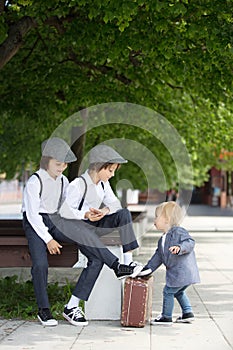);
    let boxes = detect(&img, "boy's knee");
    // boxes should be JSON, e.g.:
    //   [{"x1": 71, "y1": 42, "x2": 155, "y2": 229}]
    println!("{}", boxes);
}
[
  {"x1": 33, "y1": 261, "x2": 48, "y2": 271},
  {"x1": 117, "y1": 208, "x2": 131, "y2": 221},
  {"x1": 87, "y1": 258, "x2": 104, "y2": 271}
]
